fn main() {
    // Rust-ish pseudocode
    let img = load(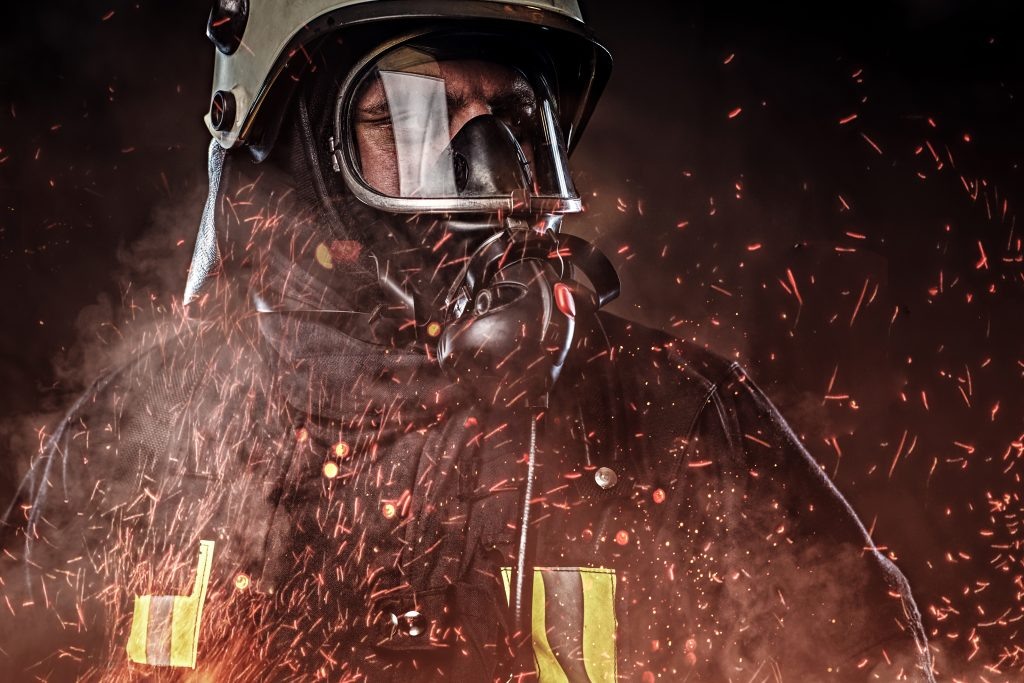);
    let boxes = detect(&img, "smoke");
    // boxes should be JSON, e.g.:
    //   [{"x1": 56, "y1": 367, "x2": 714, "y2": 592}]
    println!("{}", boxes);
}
[
  {"x1": 0, "y1": 0, "x2": 212, "y2": 509},
  {"x1": 1, "y1": 0, "x2": 1022, "y2": 678}
]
